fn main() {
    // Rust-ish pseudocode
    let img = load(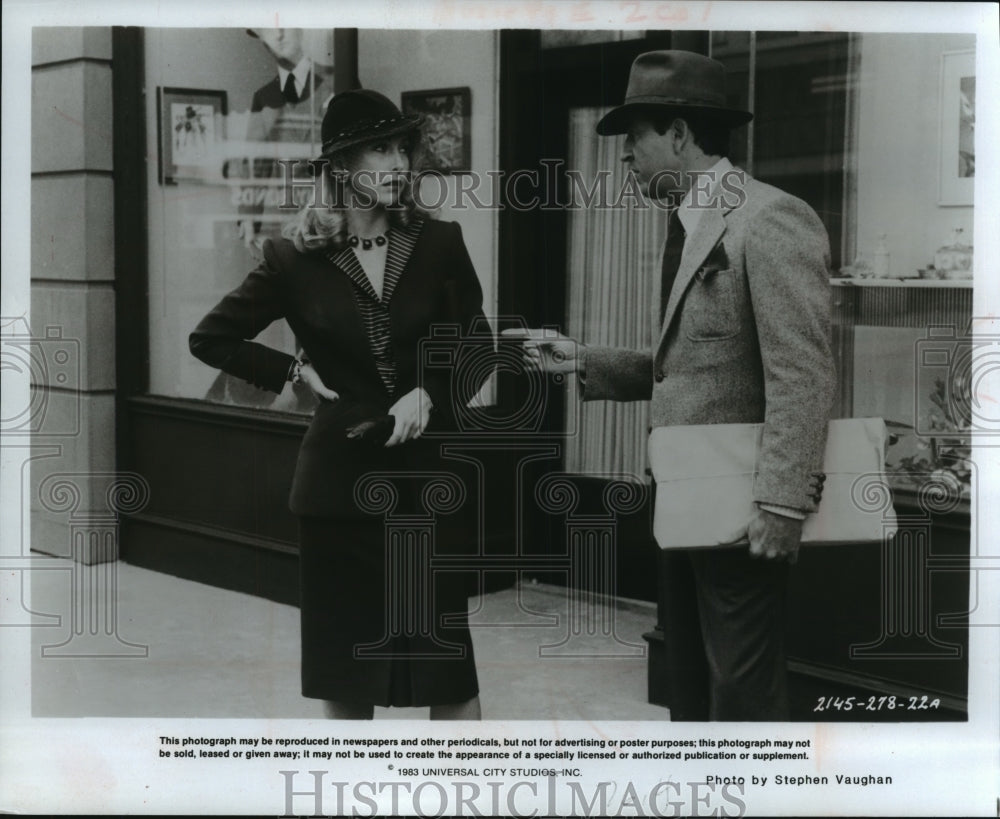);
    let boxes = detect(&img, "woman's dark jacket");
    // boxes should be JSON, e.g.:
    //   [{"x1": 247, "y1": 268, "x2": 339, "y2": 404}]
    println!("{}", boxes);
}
[{"x1": 189, "y1": 216, "x2": 490, "y2": 517}]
